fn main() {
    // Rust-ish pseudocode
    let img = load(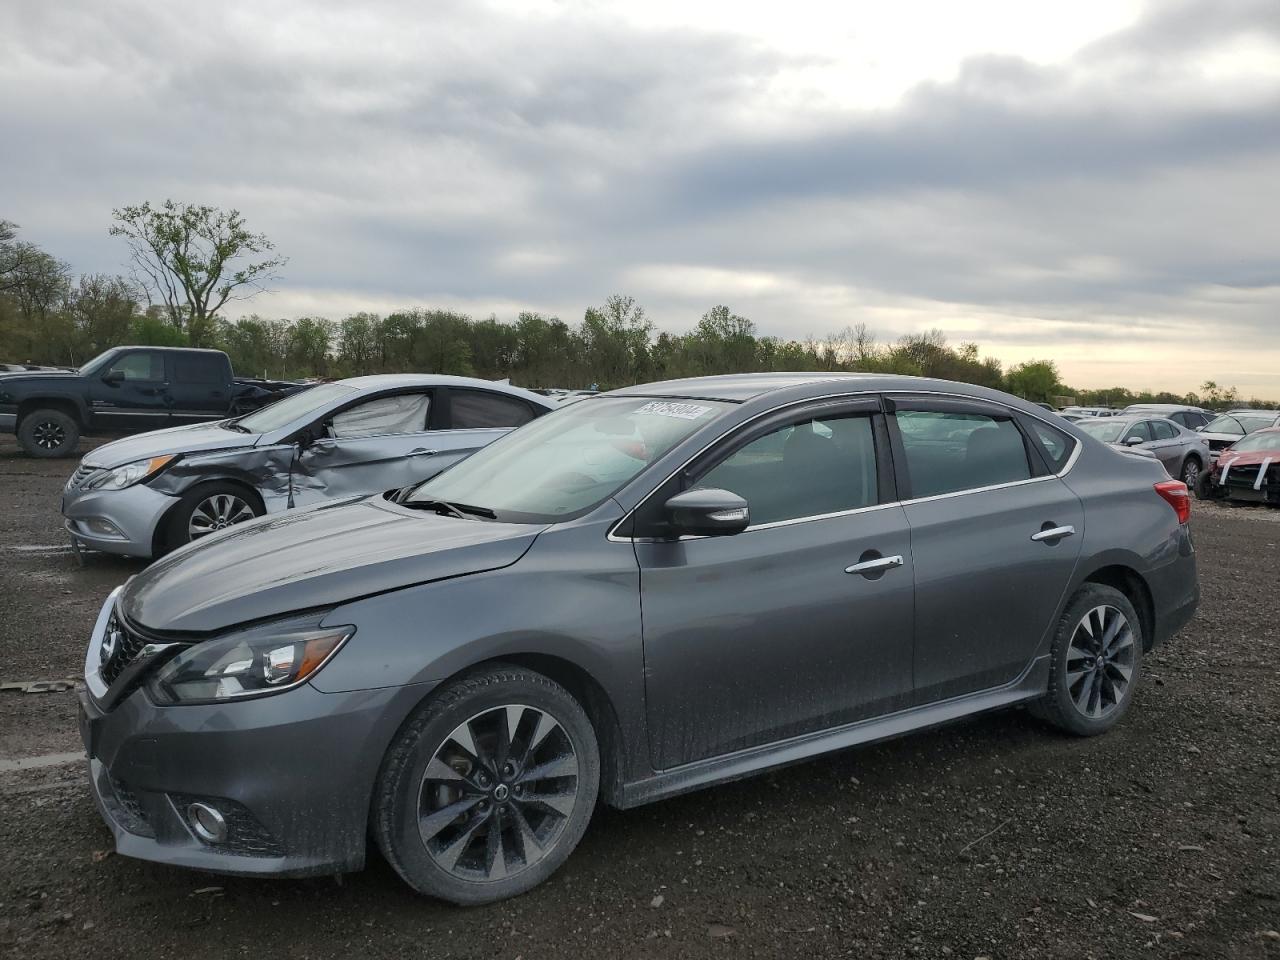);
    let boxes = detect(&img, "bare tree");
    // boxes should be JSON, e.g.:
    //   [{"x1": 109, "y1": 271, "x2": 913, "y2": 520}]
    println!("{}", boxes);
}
[{"x1": 109, "y1": 200, "x2": 286, "y2": 345}]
